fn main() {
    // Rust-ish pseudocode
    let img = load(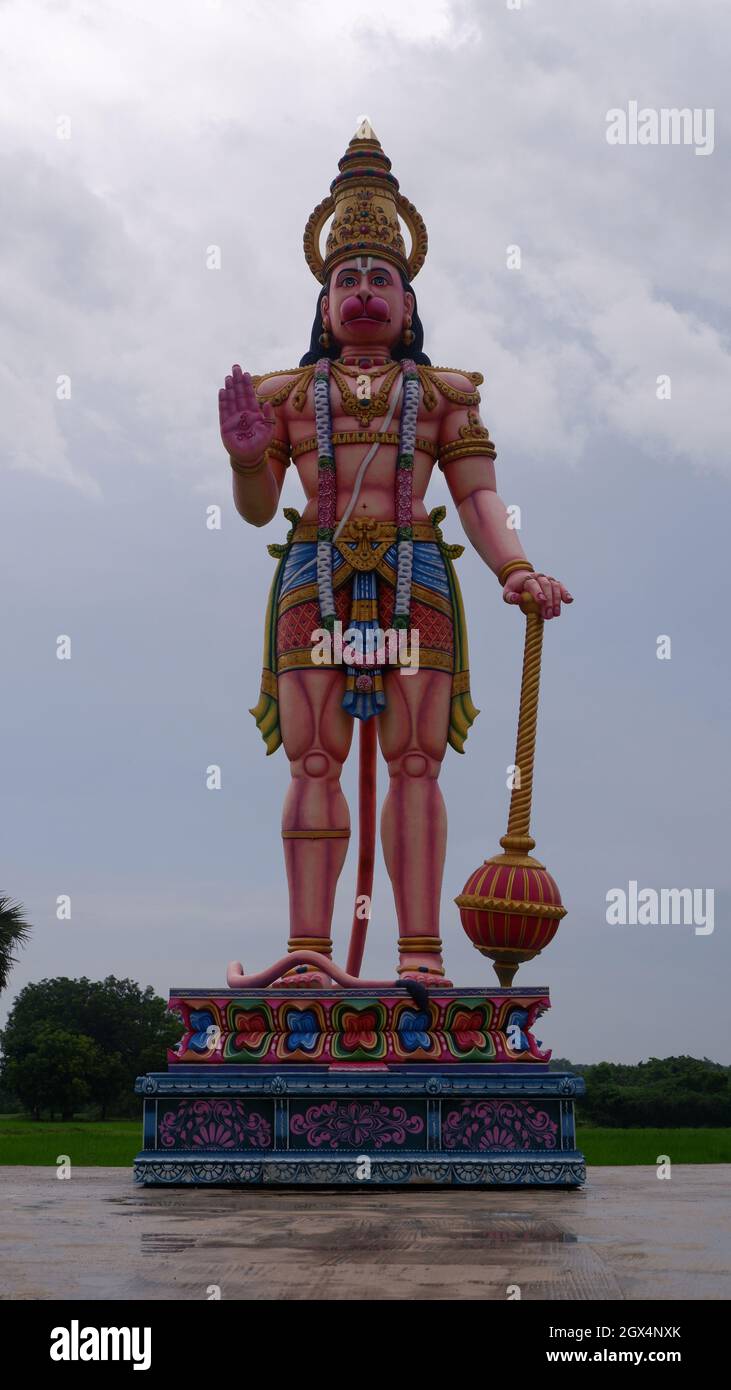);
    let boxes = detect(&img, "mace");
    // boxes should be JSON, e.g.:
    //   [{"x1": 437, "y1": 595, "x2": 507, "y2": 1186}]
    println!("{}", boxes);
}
[{"x1": 456, "y1": 593, "x2": 567, "y2": 986}]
